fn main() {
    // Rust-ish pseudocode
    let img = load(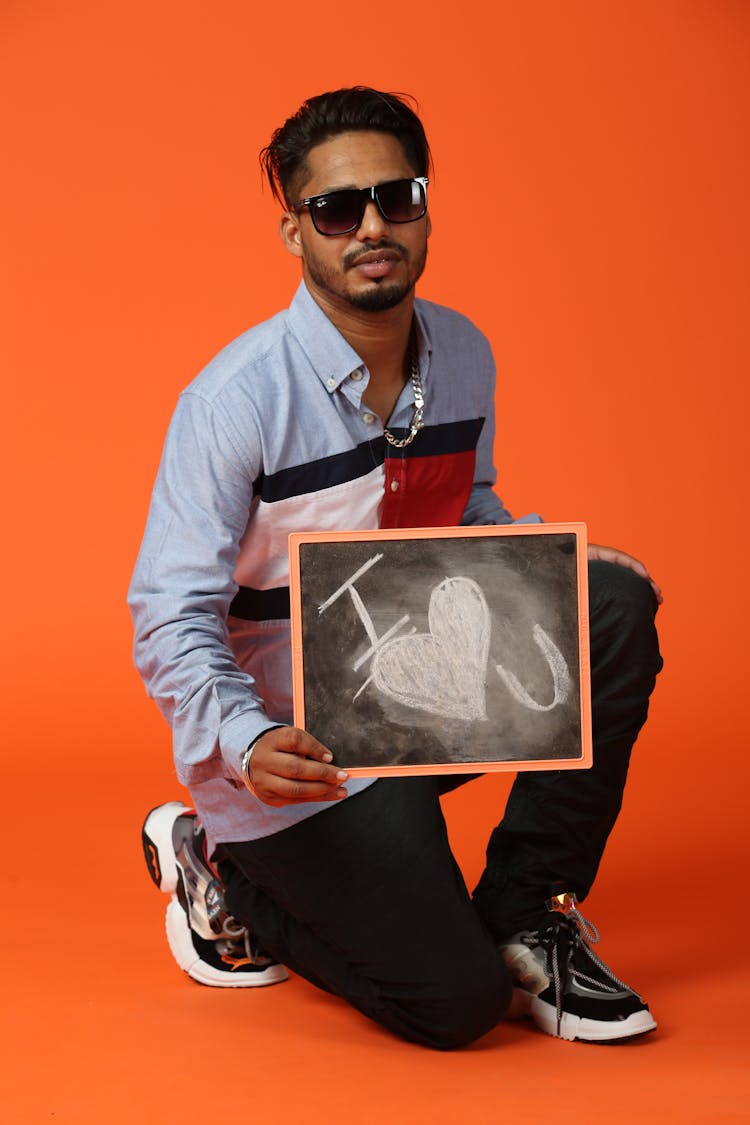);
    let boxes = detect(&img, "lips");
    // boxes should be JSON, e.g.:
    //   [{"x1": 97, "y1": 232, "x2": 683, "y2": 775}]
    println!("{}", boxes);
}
[
  {"x1": 349, "y1": 248, "x2": 403, "y2": 279},
  {"x1": 352, "y1": 249, "x2": 401, "y2": 266}
]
